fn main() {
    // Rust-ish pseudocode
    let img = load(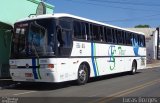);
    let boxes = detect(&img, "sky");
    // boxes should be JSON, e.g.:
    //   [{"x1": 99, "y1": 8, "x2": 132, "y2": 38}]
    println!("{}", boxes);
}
[{"x1": 46, "y1": 0, "x2": 160, "y2": 28}]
